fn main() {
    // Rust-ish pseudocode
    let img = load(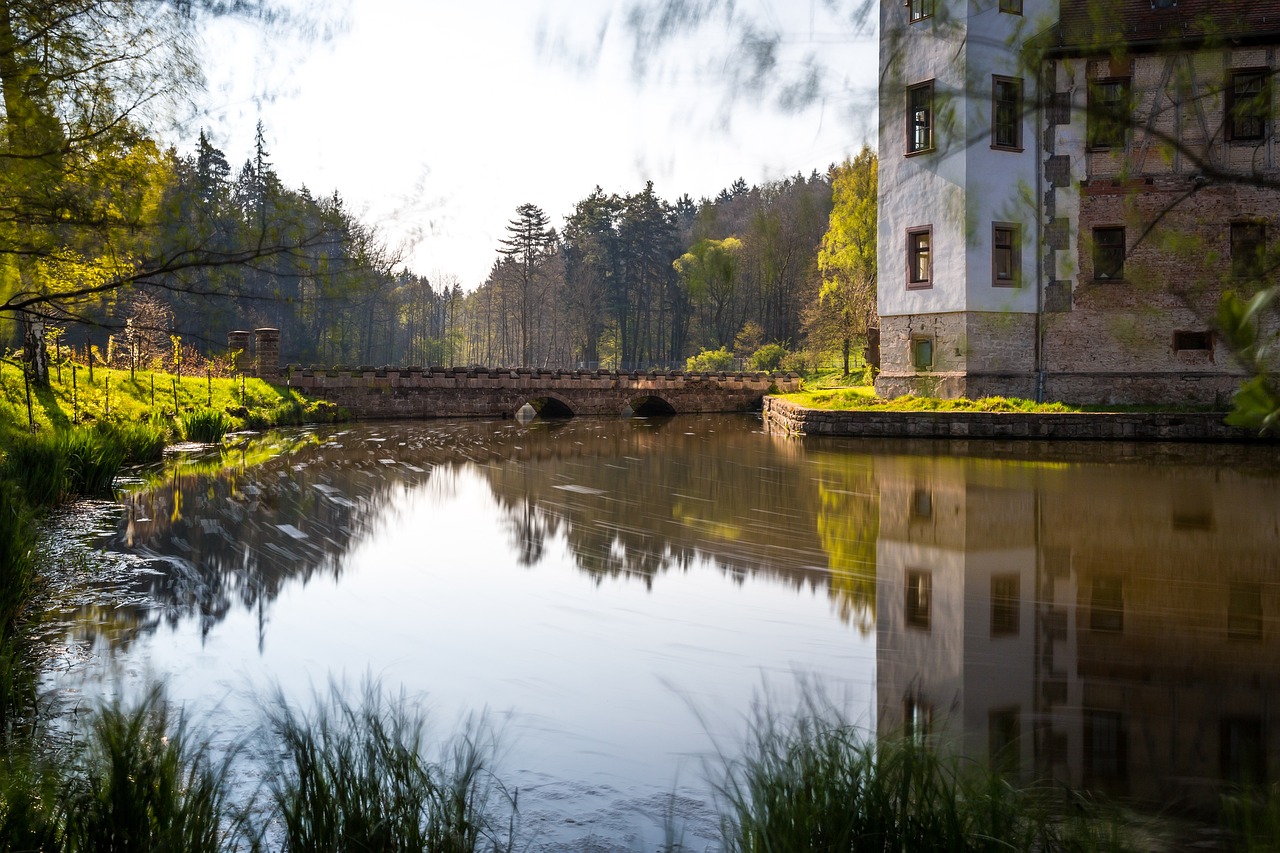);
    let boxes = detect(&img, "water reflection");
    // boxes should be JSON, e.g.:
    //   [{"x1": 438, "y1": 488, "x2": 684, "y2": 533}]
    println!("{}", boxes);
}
[
  {"x1": 867, "y1": 442, "x2": 1280, "y2": 816},
  {"x1": 45, "y1": 417, "x2": 1280, "y2": 835}
]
